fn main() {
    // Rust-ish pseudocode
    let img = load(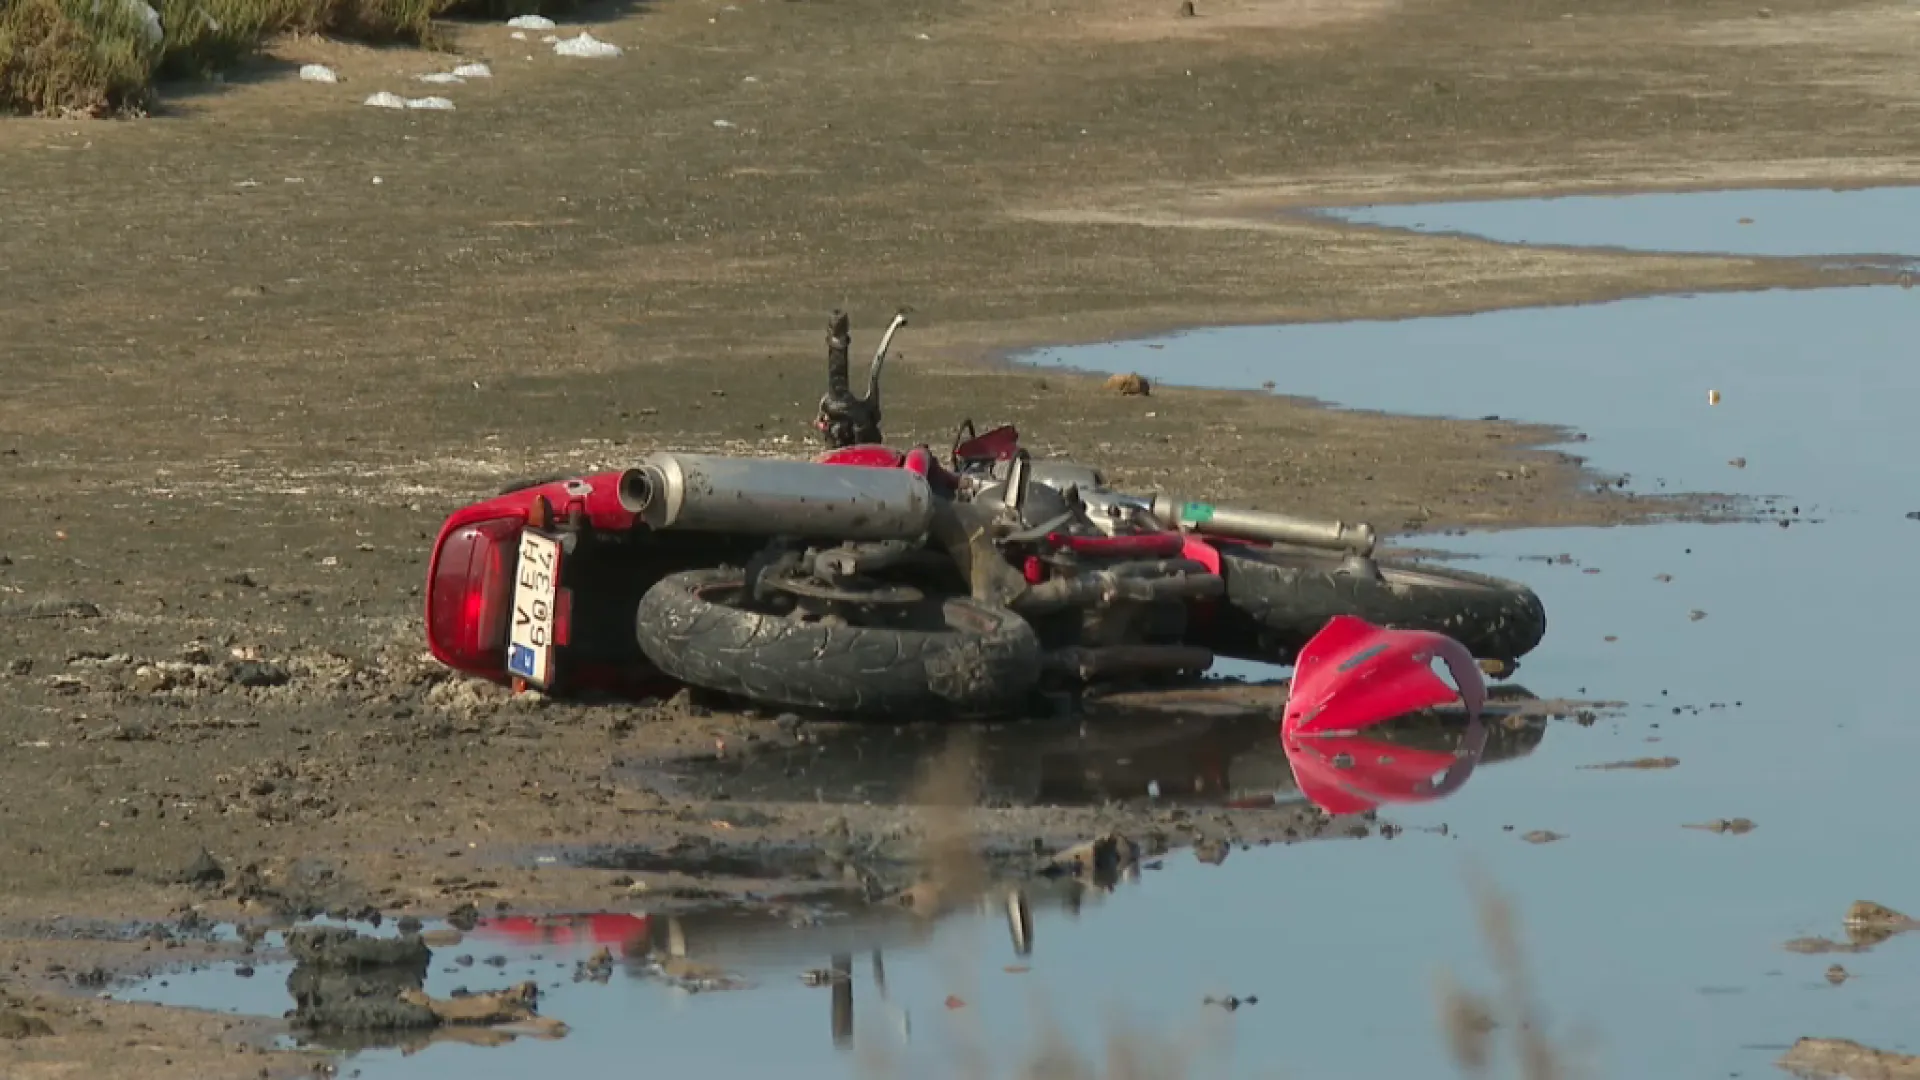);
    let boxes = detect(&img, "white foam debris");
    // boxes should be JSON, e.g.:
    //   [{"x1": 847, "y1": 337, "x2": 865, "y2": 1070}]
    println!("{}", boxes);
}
[
  {"x1": 299, "y1": 63, "x2": 340, "y2": 83},
  {"x1": 417, "y1": 71, "x2": 464, "y2": 84},
  {"x1": 712, "y1": 119, "x2": 735, "y2": 128},
  {"x1": 405, "y1": 96, "x2": 456, "y2": 110},
  {"x1": 509, "y1": 30, "x2": 527, "y2": 39},
  {"x1": 553, "y1": 31, "x2": 621, "y2": 58},
  {"x1": 363, "y1": 92, "x2": 406, "y2": 109},
  {"x1": 452, "y1": 62, "x2": 493, "y2": 78},
  {"x1": 506, "y1": 14, "x2": 555, "y2": 28}
]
